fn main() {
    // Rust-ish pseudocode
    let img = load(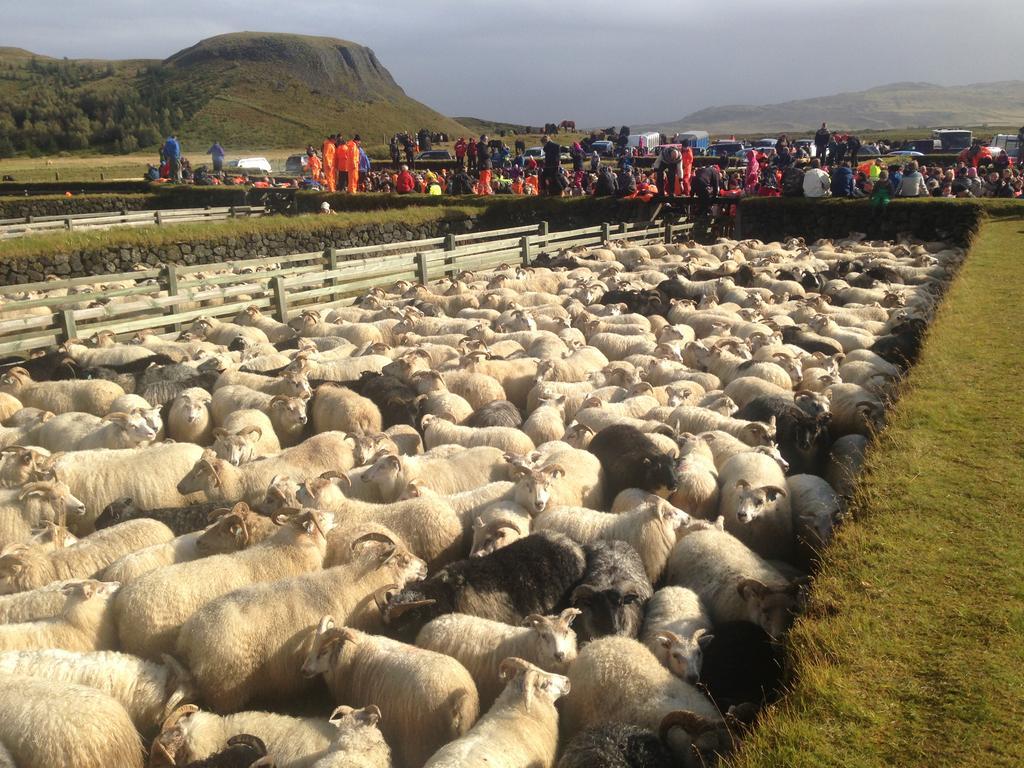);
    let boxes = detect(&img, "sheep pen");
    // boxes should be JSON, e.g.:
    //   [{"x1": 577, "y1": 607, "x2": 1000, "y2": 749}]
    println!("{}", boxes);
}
[{"x1": 0, "y1": 229, "x2": 968, "y2": 767}]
